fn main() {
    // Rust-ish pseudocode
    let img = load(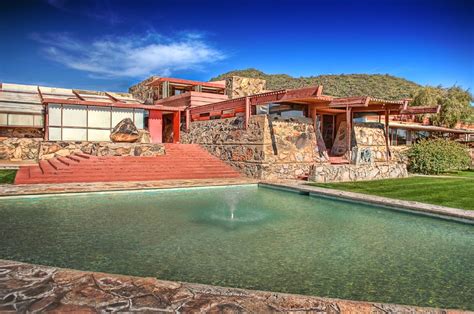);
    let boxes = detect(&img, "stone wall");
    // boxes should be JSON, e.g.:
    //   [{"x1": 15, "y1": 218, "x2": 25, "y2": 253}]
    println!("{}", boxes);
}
[
  {"x1": 0, "y1": 138, "x2": 165, "y2": 161},
  {"x1": 331, "y1": 122, "x2": 391, "y2": 162},
  {"x1": 182, "y1": 115, "x2": 328, "y2": 179},
  {"x1": 39, "y1": 141, "x2": 165, "y2": 160},
  {"x1": 0, "y1": 127, "x2": 43, "y2": 138},
  {"x1": 0, "y1": 138, "x2": 42, "y2": 161},
  {"x1": 225, "y1": 76, "x2": 267, "y2": 99},
  {"x1": 309, "y1": 162, "x2": 408, "y2": 183},
  {"x1": 128, "y1": 76, "x2": 160, "y2": 105},
  {"x1": 353, "y1": 123, "x2": 389, "y2": 162}
]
